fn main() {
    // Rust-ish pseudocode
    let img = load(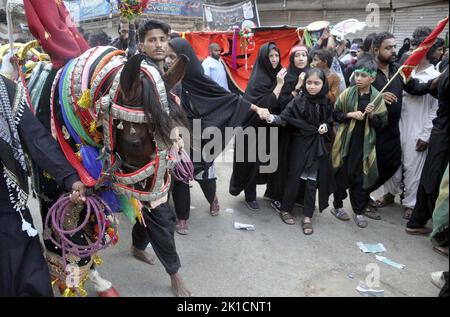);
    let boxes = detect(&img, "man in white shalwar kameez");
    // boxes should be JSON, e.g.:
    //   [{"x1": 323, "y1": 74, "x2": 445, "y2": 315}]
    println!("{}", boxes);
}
[{"x1": 382, "y1": 55, "x2": 440, "y2": 219}]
